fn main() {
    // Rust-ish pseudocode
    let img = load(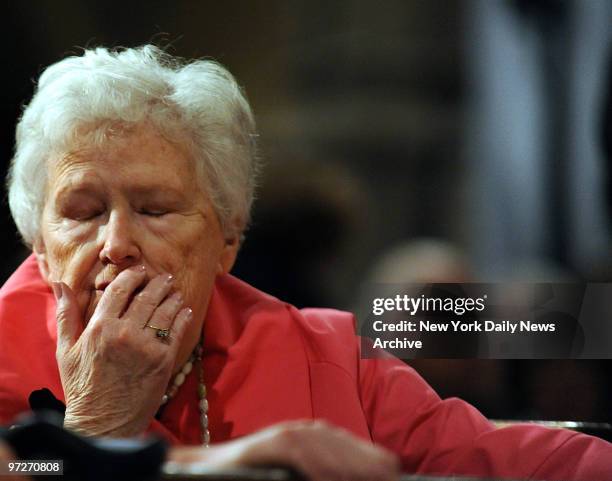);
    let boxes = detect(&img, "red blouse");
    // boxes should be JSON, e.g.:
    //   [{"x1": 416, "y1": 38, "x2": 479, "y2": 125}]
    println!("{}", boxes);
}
[{"x1": 0, "y1": 255, "x2": 610, "y2": 480}]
